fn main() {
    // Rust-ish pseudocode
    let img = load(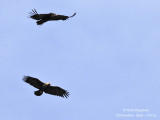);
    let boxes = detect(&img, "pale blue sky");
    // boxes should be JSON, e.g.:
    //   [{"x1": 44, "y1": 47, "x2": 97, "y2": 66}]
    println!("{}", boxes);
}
[{"x1": 0, "y1": 0, "x2": 160, "y2": 119}]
